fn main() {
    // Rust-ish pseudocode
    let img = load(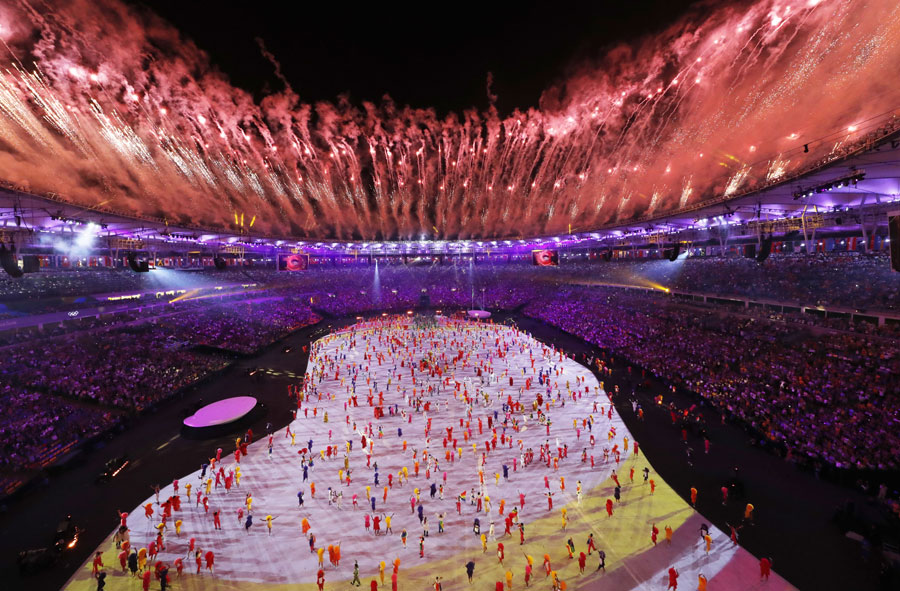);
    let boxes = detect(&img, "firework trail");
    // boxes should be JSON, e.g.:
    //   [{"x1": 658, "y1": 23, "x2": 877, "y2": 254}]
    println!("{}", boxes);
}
[{"x1": 0, "y1": 0, "x2": 897, "y2": 240}]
